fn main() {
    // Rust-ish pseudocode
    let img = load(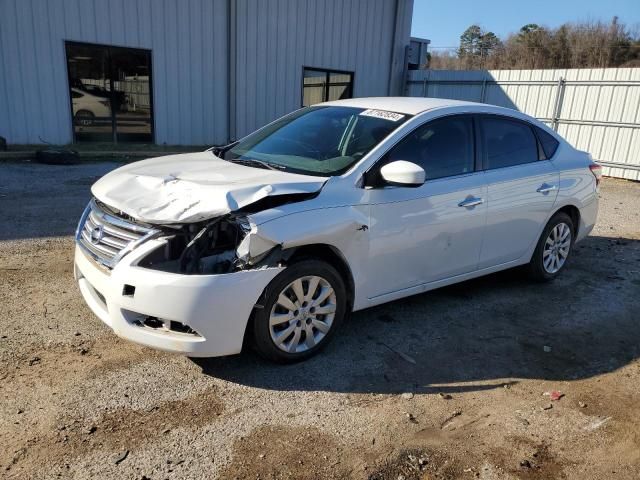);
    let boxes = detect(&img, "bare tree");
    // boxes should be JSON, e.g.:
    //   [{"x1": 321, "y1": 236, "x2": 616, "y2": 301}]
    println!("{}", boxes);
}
[{"x1": 428, "y1": 17, "x2": 640, "y2": 70}]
